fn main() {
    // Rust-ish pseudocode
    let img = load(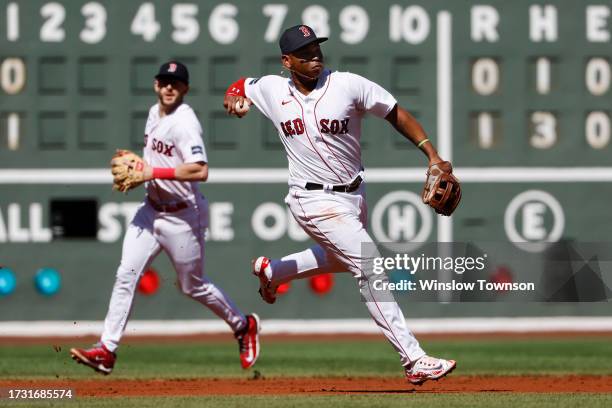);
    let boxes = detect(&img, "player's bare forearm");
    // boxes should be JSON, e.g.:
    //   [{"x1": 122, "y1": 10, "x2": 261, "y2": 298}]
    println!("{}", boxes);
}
[
  {"x1": 385, "y1": 105, "x2": 443, "y2": 166},
  {"x1": 143, "y1": 162, "x2": 208, "y2": 182},
  {"x1": 175, "y1": 162, "x2": 208, "y2": 181}
]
